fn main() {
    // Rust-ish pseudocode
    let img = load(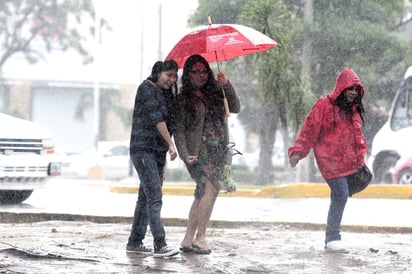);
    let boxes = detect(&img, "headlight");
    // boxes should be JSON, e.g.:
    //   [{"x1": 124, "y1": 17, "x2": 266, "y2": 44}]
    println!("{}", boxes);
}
[{"x1": 42, "y1": 139, "x2": 55, "y2": 154}]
